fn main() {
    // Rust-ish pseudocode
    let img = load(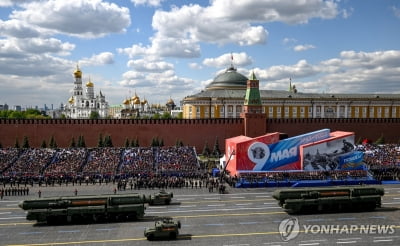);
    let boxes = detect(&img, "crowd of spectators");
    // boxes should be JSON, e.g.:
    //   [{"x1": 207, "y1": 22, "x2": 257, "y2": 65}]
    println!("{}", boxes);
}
[
  {"x1": 357, "y1": 144, "x2": 400, "y2": 181},
  {"x1": 43, "y1": 148, "x2": 87, "y2": 177},
  {"x1": 0, "y1": 144, "x2": 399, "y2": 189},
  {"x1": 82, "y1": 148, "x2": 123, "y2": 178},
  {"x1": 0, "y1": 146, "x2": 201, "y2": 186}
]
